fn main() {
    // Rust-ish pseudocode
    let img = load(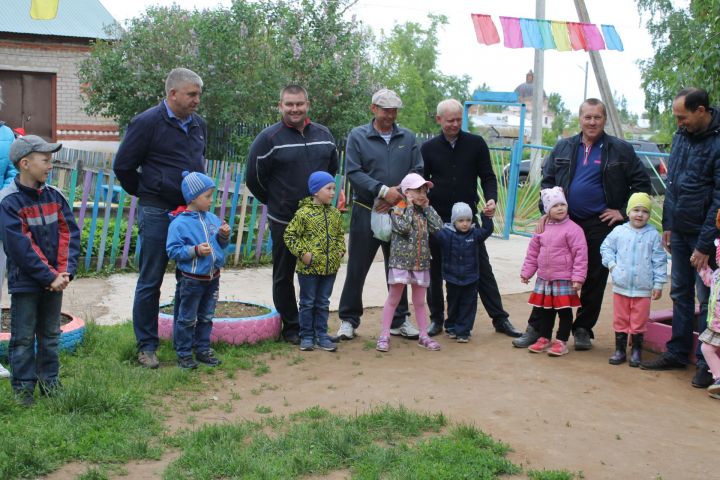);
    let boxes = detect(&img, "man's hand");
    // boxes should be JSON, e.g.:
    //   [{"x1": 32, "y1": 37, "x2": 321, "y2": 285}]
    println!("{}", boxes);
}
[
  {"x1": 690, "y1": 249, "x2": 709, "y2": 271},
  {"x1": 374, "y1": 199, "x2": 393, "y2": 214},
  {"x1": 520, "y1": 276, "x2": 529, "y2": 284},
  {"x1": 483, "y1": 199, "x2": 496, "y2": 217},
  {"x1": 599, "y1": 208, "x2": 624, "y2": 226},
  {"x1": 301, "y1": 252, "x2": 312, "y2": 266},
  {"x1": 651, "y1": 289, "x2": 662, "y2": 300},
  {"x1": 572, "y1": 281, "x2": 583, "y2": 292},
  {"x1": 384, "y1": 186, "x2": 403, "y2": 206},
  {"x1": 219, "y1": 222, "x2": 230, "y2": 237},
  {"x1": 196, "y1": 243, "x2": 212, "y2": 257},
  {"x1": 662, "y1": 231, "x2": 671, "y2": 254},
  {"x1": 534, "y1": 214, "x2": 548, "y2": 234}
]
